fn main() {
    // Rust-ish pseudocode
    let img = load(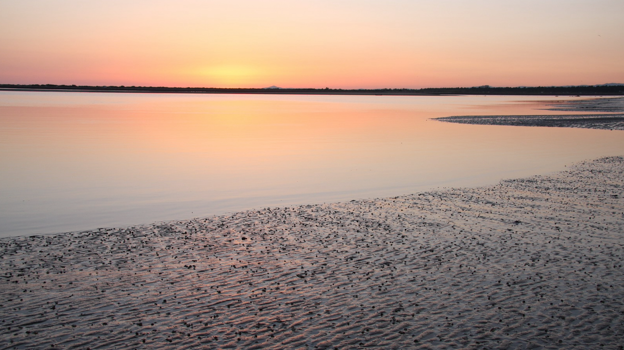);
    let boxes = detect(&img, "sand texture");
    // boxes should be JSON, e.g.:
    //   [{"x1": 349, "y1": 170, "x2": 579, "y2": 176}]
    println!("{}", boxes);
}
[
  {"x1": 436, "y1": 97, "x2": 624, "y2": 130},
  {"x1": 1, "y1": 156, "x2": 623, "y2": 349}
]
